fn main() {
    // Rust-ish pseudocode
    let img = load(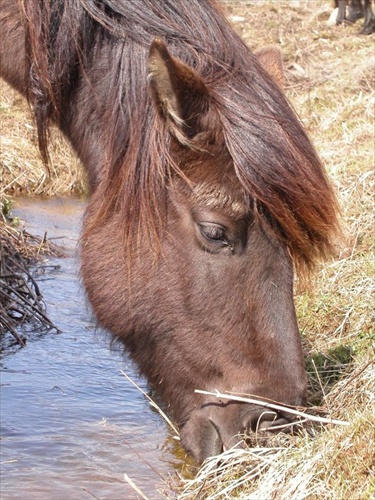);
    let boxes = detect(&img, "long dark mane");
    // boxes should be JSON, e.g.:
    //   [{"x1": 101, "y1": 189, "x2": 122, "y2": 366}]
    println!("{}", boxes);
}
[{"x1": 20, "y1": 0, "x2": 339, "y2": 272}]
